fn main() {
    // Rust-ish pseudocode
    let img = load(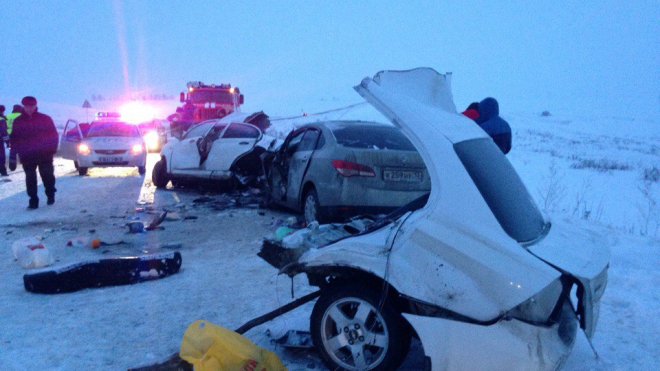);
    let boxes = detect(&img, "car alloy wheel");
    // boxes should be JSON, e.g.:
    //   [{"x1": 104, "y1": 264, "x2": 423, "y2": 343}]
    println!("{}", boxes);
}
[{"x1": 311, "y1": 283, "x2": 411, "y2": 371}]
